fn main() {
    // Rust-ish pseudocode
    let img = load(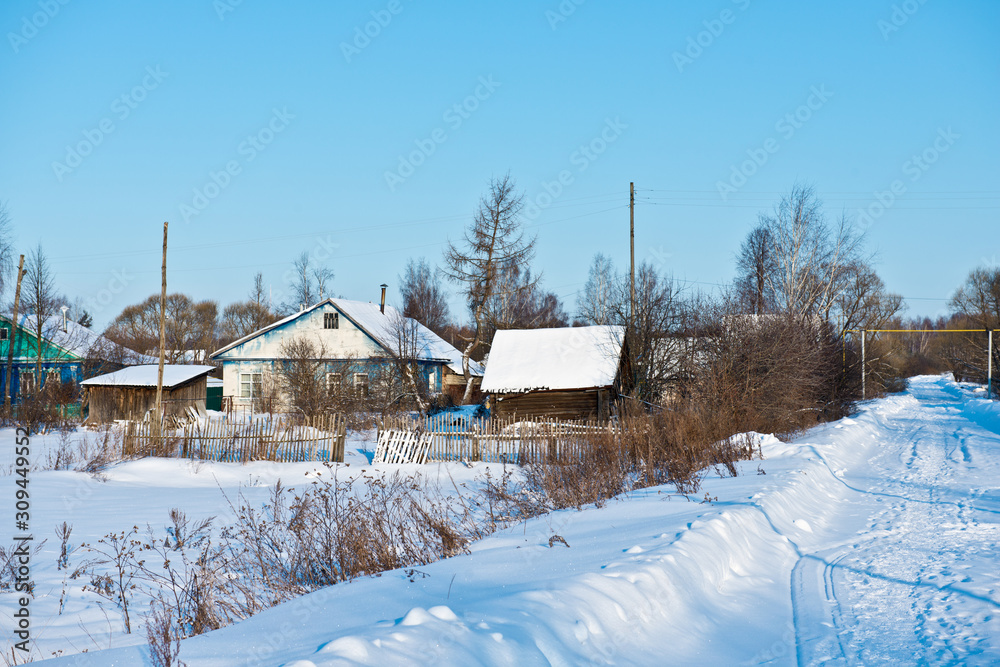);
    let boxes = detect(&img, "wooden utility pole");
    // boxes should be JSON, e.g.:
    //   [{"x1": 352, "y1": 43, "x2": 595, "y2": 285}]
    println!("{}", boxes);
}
[
  {"x1": 861, "y1": 330, "x2": 866, "y2": 401},
  {"x1": 154, "y1": 223, "x2": 168, "y2": 430},
  {"x1": 4, "y1": 255, "x2": 25, "y2": 415},
  {"x1": 629, "y1": 181, "x2": 635, "y2": 324}
]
